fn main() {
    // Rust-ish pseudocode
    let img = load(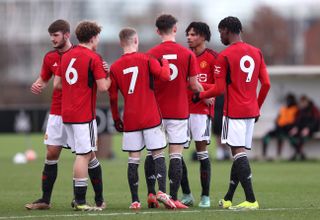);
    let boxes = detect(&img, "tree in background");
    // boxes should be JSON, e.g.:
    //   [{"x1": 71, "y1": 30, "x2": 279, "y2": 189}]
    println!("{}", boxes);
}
[{"x1": 242, "y1": 6, "x2": 291, "y2": 65}]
